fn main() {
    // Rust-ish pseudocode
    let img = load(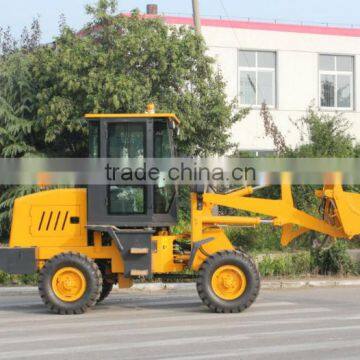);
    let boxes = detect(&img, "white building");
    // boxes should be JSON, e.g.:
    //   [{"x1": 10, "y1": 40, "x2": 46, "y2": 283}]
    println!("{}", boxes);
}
[{"x1": 163, "y1": 15, "x2": 360, "y2": 152}]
